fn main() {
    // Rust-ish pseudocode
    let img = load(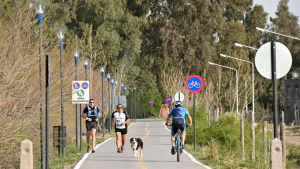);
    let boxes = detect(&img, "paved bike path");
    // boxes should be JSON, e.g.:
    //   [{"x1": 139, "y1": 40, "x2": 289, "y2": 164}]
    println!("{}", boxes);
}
[{"x1": 75, "y1": 119, "x2": 211, "y2": 169}]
